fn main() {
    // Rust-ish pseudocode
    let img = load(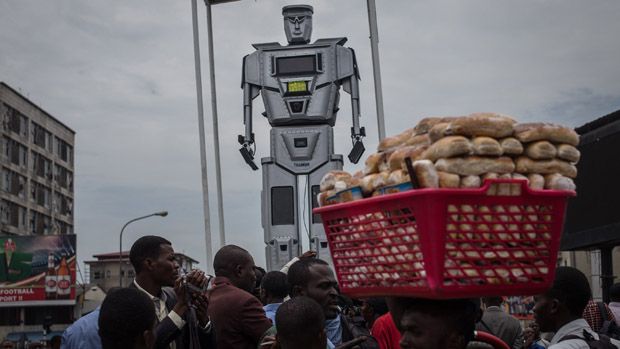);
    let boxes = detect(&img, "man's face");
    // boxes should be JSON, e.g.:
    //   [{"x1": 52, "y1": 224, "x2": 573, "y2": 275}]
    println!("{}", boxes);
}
[
  {"x1": 400, "y1": 311, "x2": 456, "y2": 349},
  {"x1": 302, "y1": 264, "x2": 339, "y2": 319},
  {"x1": 237, "y1": 256, "x2": 257, "y2": 294},
  {"x1": 152, "y1": 244, "x2": 179, "y2": 287},
  {"x1": 532, "y1": 295, "x2": 556, "y2": 333}
]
